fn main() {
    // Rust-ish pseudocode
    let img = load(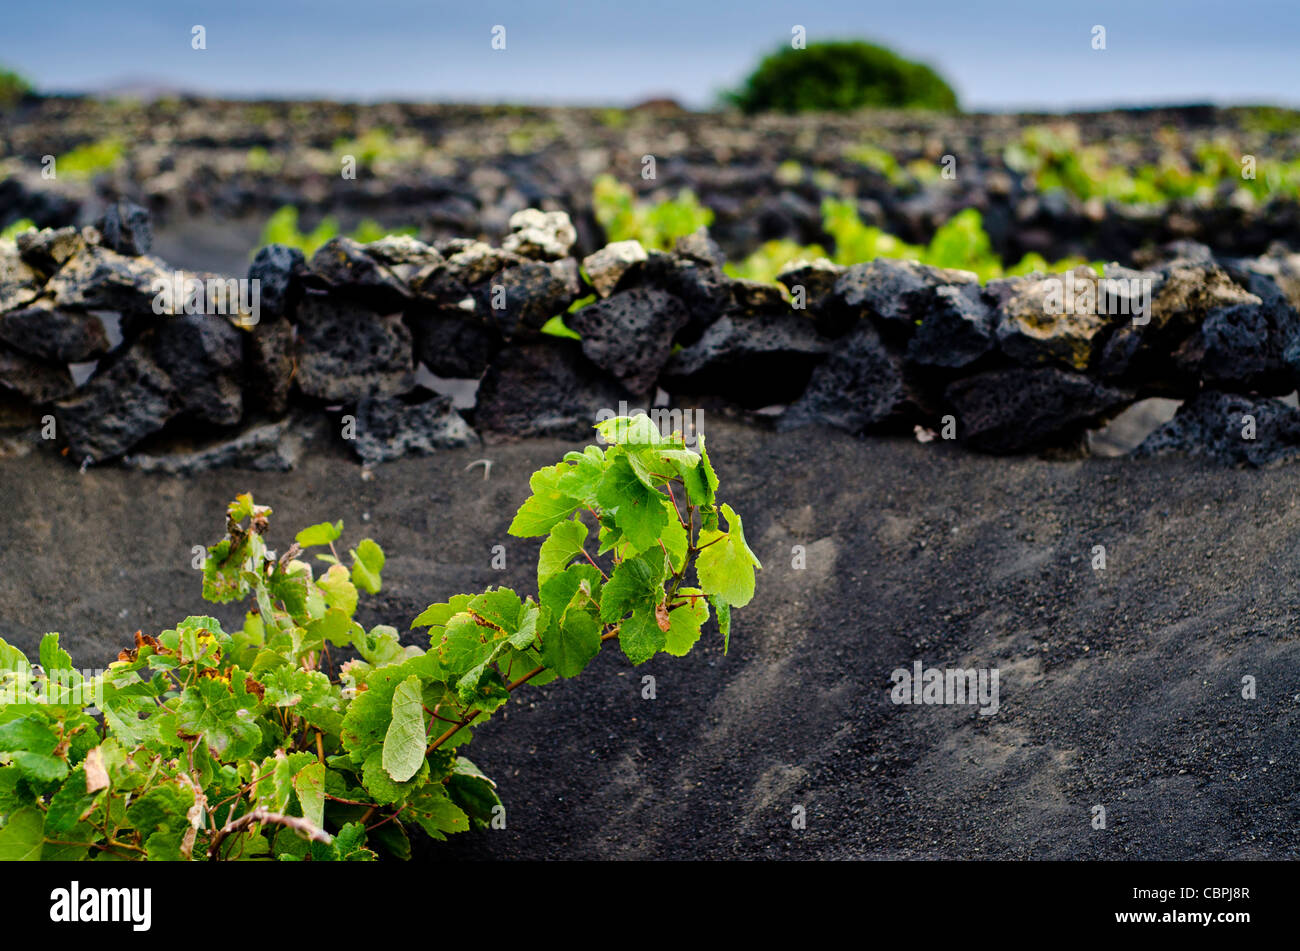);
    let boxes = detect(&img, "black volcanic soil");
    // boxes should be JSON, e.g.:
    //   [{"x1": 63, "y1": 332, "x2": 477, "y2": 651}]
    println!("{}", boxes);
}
[{"x1": 2, "y1": 419, "x2": 1298, "y2": 860}]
